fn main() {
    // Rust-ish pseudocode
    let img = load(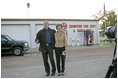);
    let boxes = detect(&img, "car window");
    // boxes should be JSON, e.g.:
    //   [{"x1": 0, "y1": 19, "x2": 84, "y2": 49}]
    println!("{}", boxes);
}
[
  {"x1": 1, "y1": 37, "x2": 7, "y2": 42},
  {"x1": 5, "y1": 35, "x2": 13, "y2": 41}
]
